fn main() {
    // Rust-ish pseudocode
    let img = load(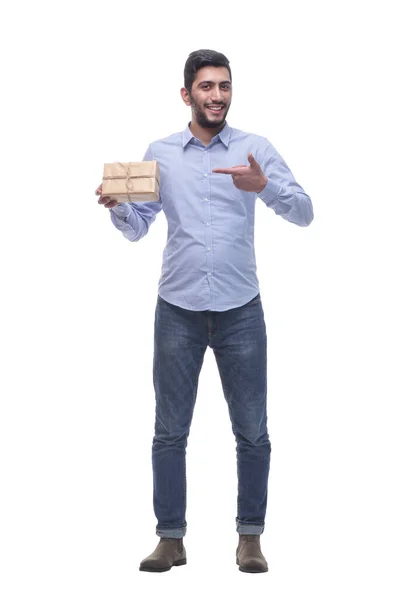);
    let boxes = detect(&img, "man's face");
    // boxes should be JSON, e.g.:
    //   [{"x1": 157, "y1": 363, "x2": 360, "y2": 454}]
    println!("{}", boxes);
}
[{"x1": 183, "y1": 66, "x2": 232, "y2": 128}]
